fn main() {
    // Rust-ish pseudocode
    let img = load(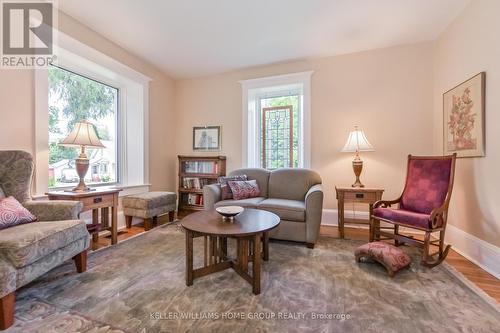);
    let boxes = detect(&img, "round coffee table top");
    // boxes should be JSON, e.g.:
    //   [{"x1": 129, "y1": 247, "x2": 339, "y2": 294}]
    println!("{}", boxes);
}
[{"x1": 181, "y1": 209, "x2": 280, "y2": 237}]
